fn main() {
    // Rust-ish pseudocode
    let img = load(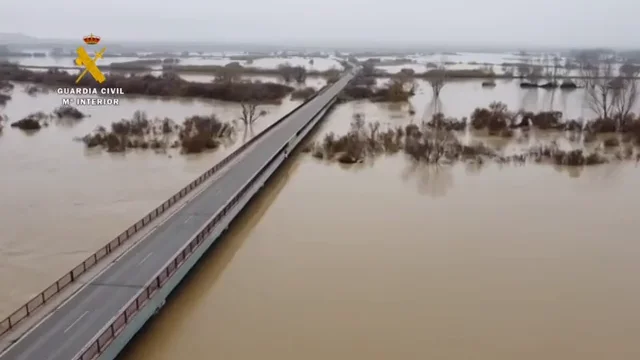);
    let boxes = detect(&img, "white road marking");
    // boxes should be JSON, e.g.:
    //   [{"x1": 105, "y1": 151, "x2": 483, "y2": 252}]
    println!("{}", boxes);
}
[
  {"x1": 138, "y1": 252, "x2": 153, "y2": 266},
  {"x1": 64, "y1": 311, "x2": 89, "y2": 333},
  {"x1": 184, "y1": 215, "x2": 193, "y2": 224}
]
